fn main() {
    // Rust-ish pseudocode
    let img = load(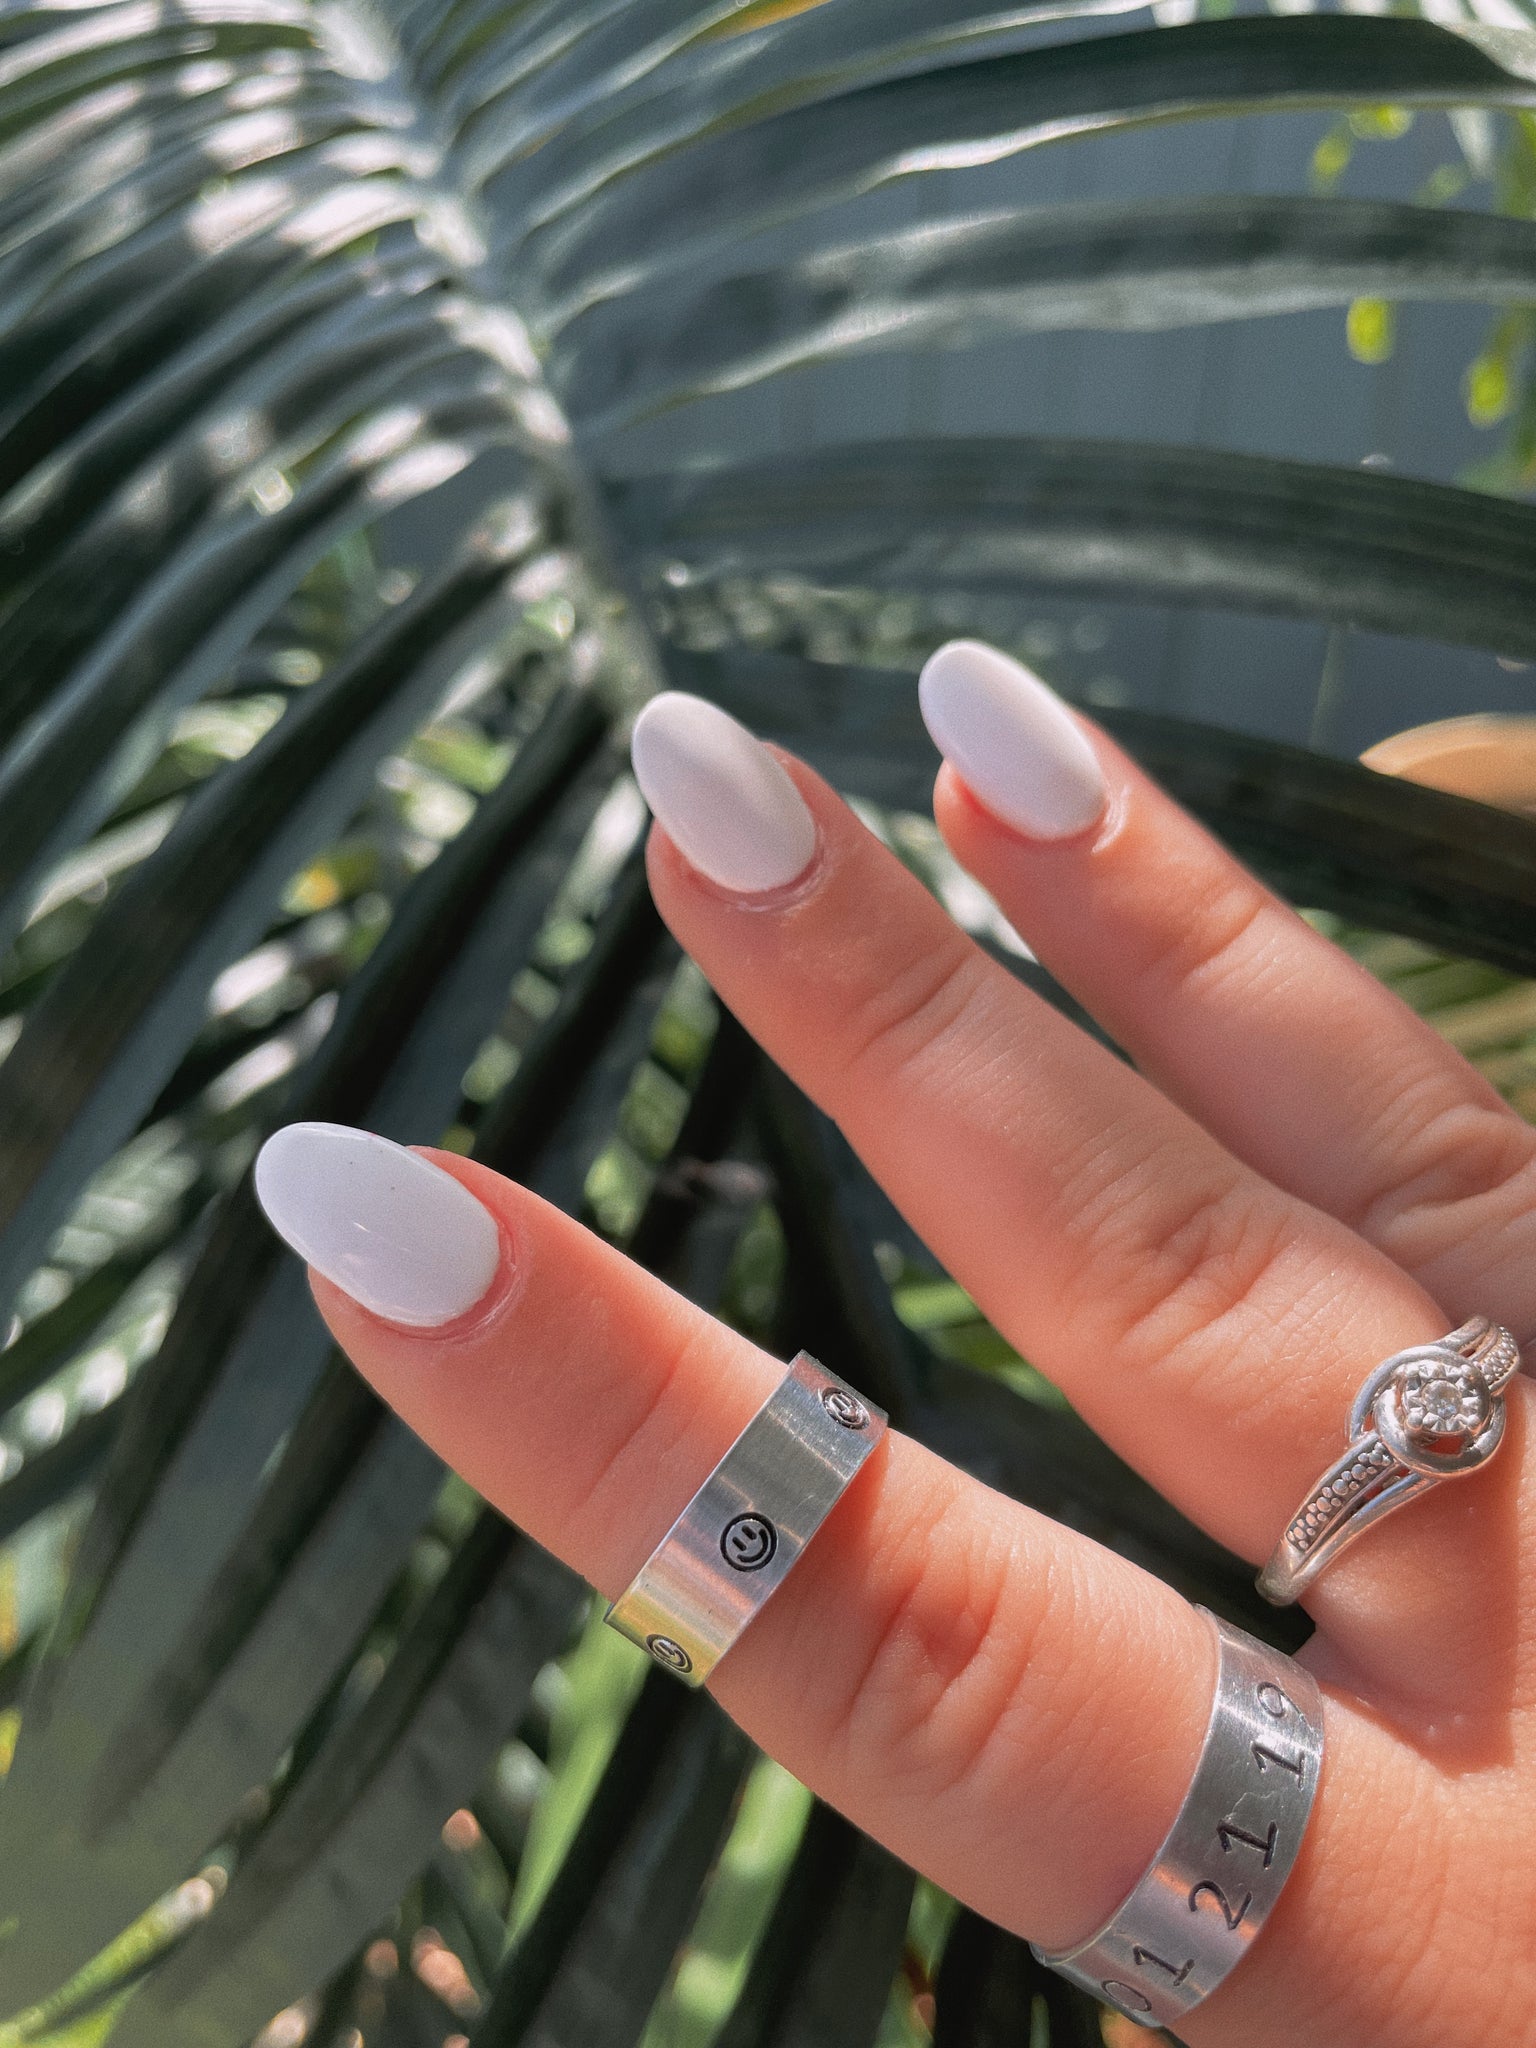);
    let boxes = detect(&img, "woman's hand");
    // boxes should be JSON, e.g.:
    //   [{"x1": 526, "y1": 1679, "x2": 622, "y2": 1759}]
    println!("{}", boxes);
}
[{"x1": 253, "y1": 639, "x2": 1536, "y2": 2047}]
